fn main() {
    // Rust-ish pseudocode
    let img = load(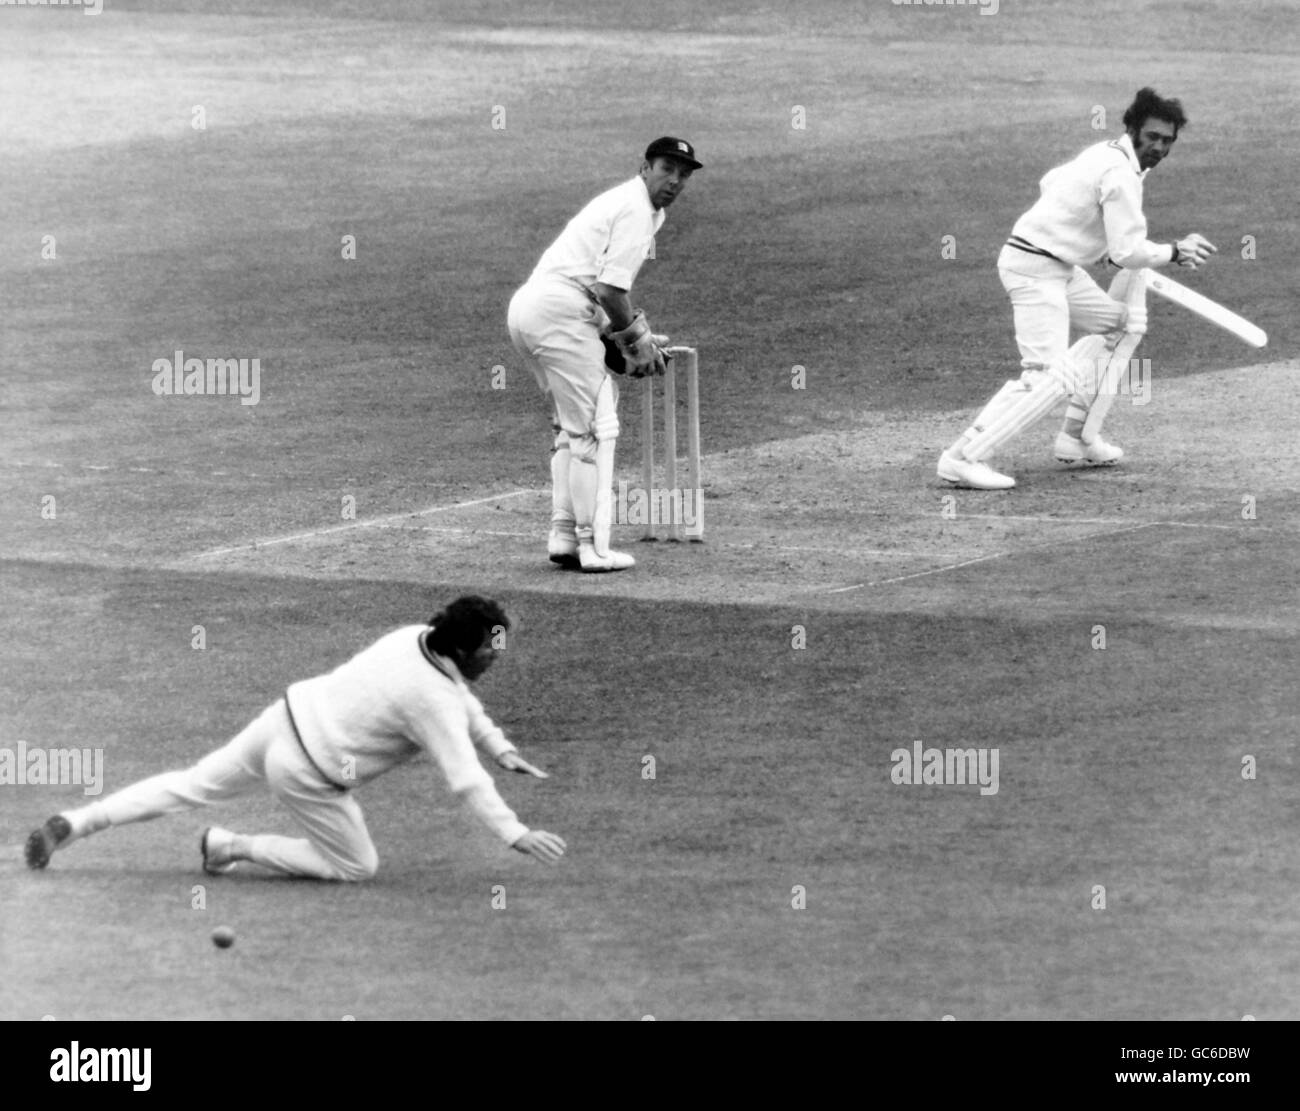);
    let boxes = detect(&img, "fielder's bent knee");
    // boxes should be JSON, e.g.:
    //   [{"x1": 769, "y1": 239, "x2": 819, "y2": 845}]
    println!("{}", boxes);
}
[
  {"x1": 335, "y1": 848, "x2": 379, "y2": 882},
  {"x1": 355, "y1": 849, "x2": 380, "y2": 880}
]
